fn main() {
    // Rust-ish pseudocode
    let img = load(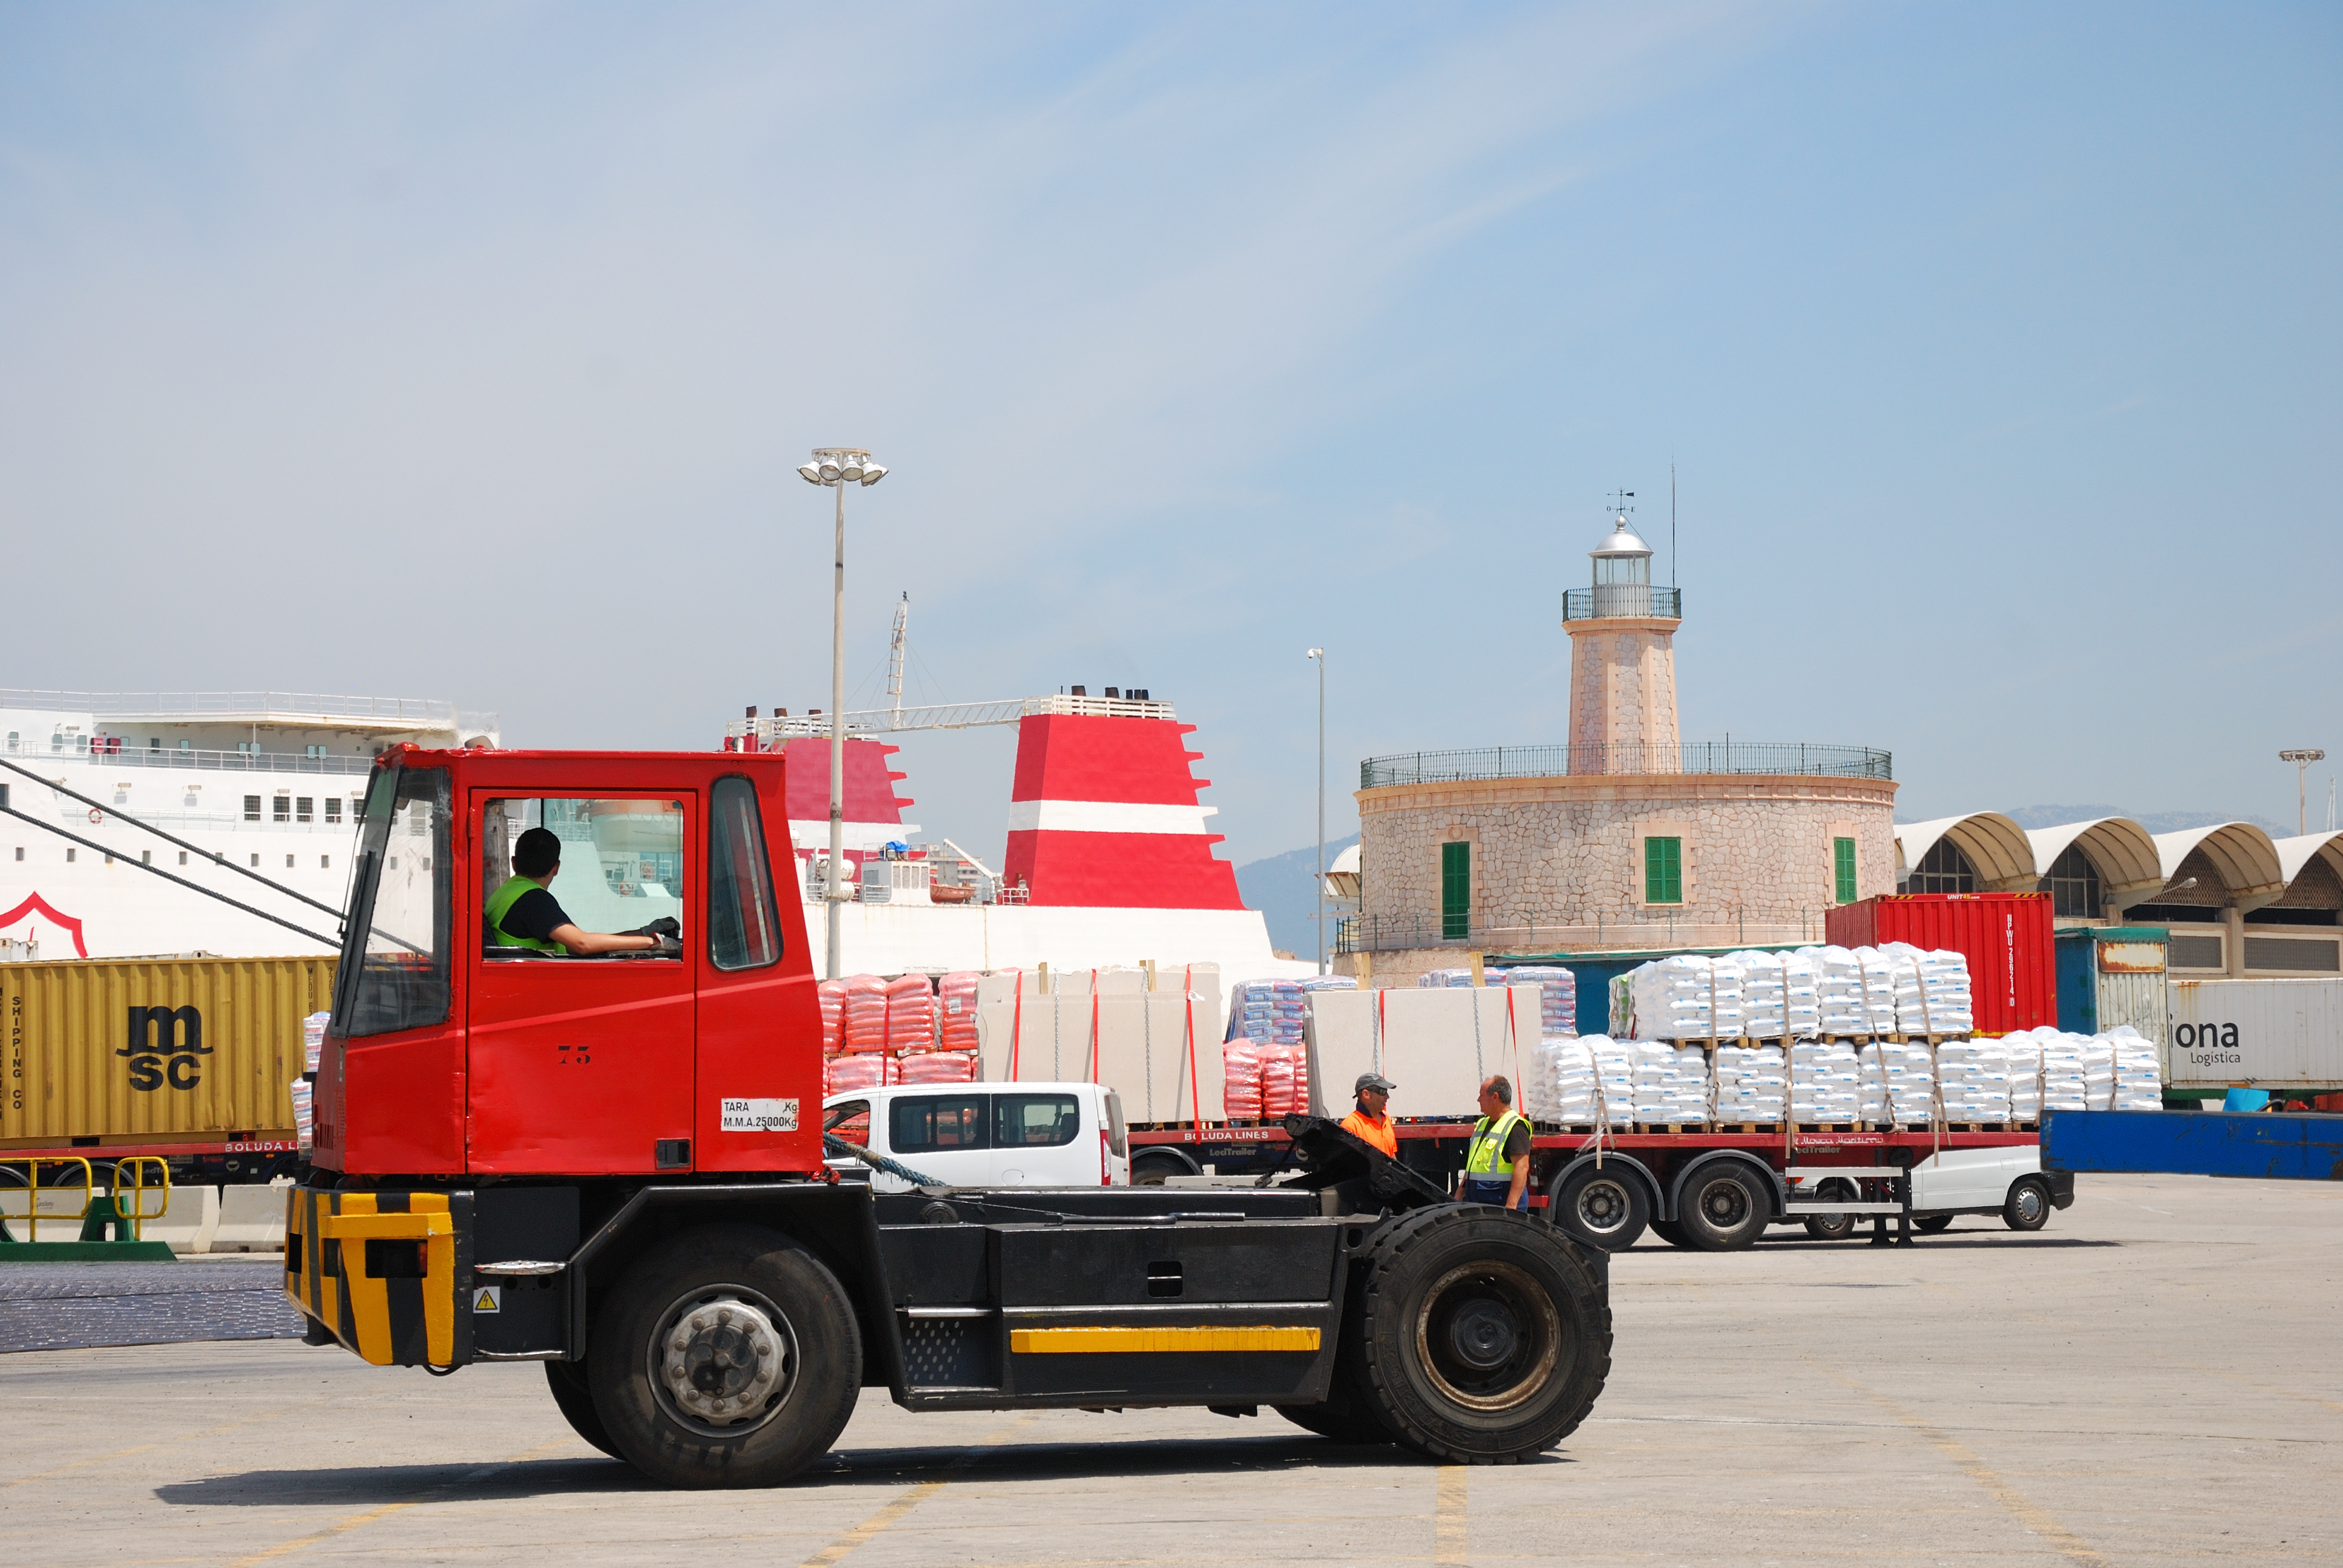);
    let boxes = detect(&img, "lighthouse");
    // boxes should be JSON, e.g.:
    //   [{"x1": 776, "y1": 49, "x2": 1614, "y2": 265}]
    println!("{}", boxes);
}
[{"x1": 1563, "y1": 508, "x2": 1682, "y2": 772}]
